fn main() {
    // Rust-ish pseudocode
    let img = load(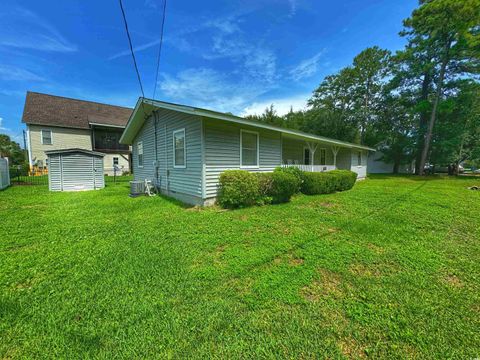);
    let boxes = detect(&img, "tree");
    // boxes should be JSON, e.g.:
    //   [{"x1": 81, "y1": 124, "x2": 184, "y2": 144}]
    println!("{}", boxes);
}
[
  {"x1": 402, "y1": 0, "x2": 480, "y2": 174},
  {"x1": 0, "y1": 134, "x2": 26, "y2": 165},
  {"x1": 308, "y1": 47, "x2": 392, "y2": 146}
]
